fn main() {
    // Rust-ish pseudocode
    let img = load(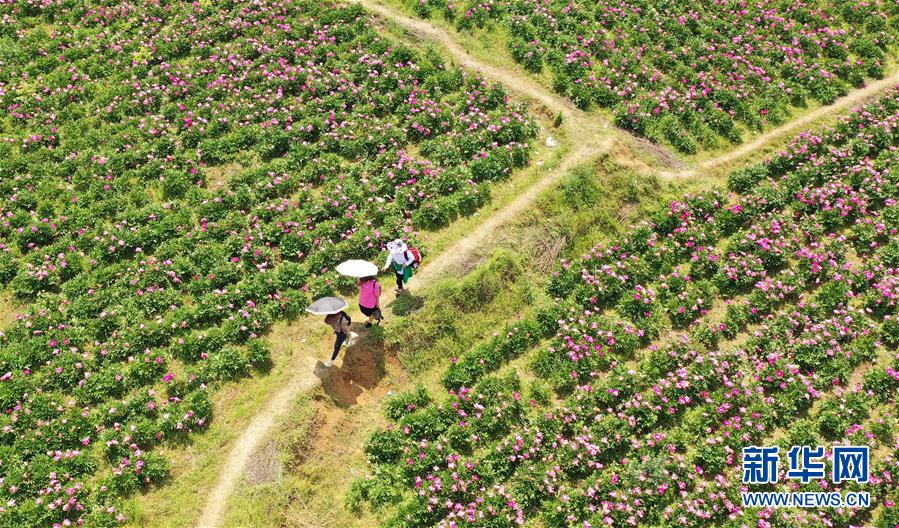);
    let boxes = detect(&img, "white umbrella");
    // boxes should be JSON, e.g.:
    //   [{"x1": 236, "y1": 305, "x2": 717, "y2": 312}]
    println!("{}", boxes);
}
[
  {"x1": 335, "y1": 259, "x2": 378, "y2": 278},
  {"x1": 306, "y1": 296, "x2": 348, "y2": 315}
]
